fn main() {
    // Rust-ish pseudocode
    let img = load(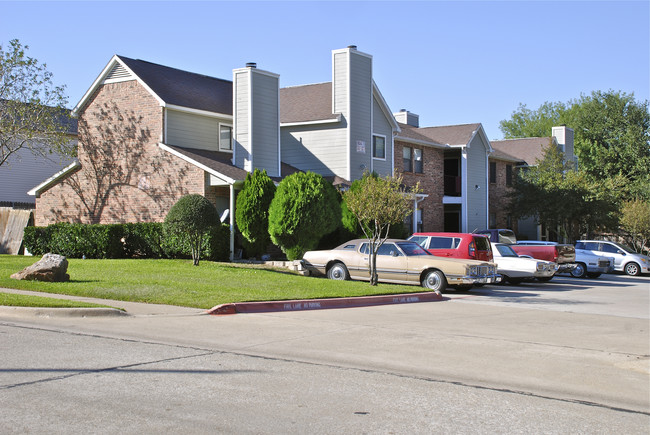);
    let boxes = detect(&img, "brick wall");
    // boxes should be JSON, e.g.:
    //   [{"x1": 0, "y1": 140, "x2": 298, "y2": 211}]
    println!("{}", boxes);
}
[
  {"x1": 35, "y1": 80, "x2": 206, "y2": 226},
  {"x1": 395, "y1": 140, "x2": 444, "y2": 232}
]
